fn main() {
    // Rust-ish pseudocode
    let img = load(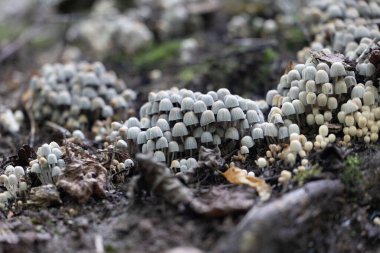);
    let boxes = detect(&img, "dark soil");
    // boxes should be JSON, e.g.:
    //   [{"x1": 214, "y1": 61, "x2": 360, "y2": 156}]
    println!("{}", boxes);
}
[{"x1": 0, "y1": 145, "x2": 379, "y2": 253}]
